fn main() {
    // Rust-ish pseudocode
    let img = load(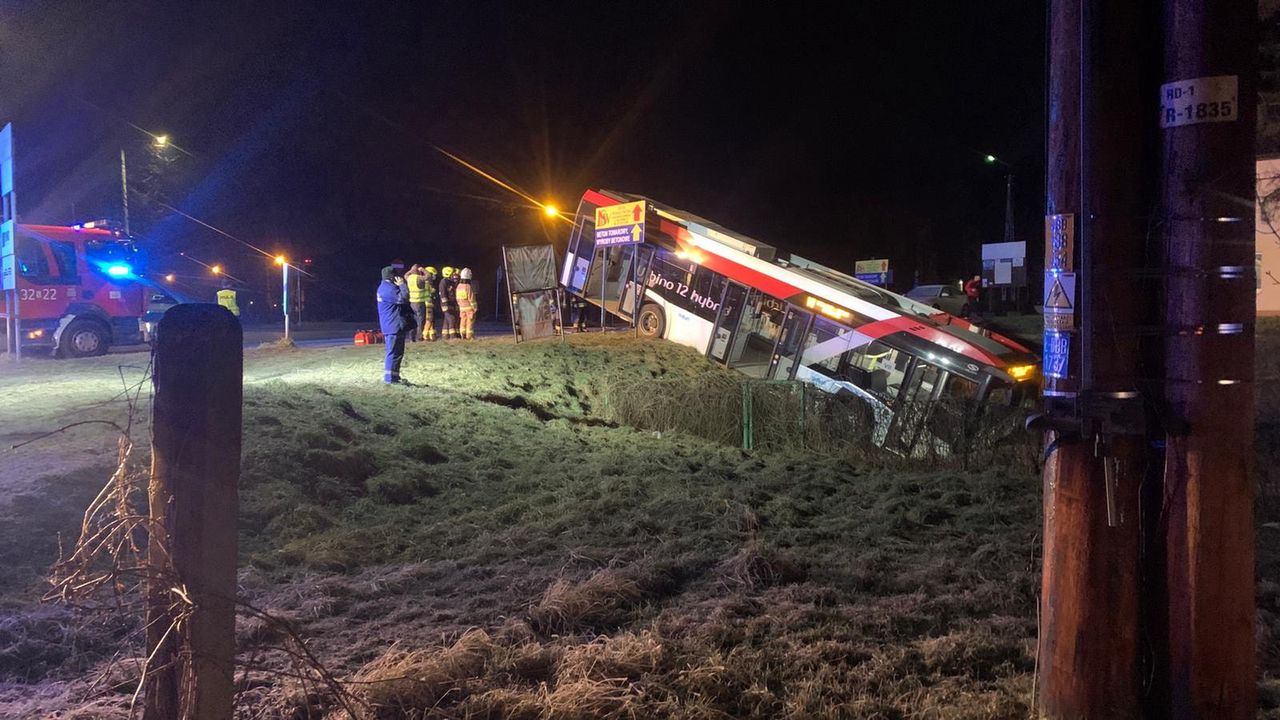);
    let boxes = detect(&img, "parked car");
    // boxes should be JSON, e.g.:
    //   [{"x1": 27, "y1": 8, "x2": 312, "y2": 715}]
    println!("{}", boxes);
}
[
  {"x1": 905, "y1": 283, "x2": 971, "y2": 317},
  {"x1": 142, "y1": 286, "x2": 200, "y2": 342}
]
